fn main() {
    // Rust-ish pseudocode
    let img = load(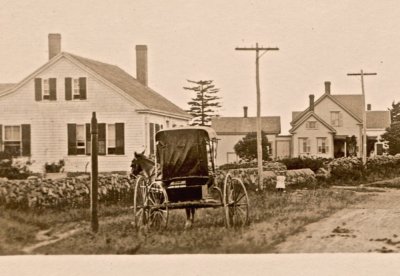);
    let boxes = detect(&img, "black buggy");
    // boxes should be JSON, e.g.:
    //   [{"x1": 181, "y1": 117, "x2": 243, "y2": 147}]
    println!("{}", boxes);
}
[{"x1": 132, "y1": 126, "x2": 249, "y2": 229}]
